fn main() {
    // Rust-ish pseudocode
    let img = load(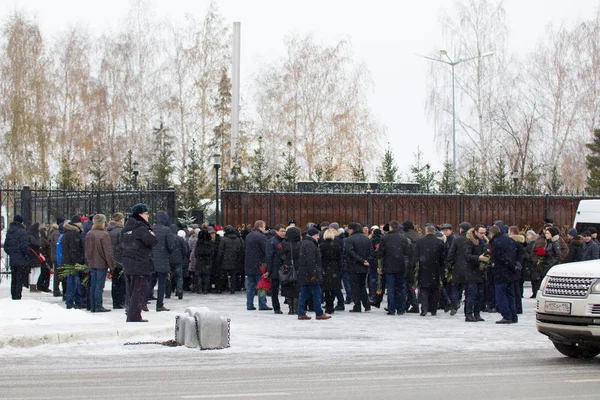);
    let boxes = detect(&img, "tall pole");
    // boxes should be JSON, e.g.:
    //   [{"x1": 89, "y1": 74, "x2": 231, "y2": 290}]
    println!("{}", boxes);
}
[
  {"x1": 230, "y1": 22, "x2": 241, "y2": 168},
  {"x1": 215, "y1": 165, "x2": 220, "y2": 226},
  {"x1": 451, "y1": 64, "x2": 456, "y2": 190}
]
